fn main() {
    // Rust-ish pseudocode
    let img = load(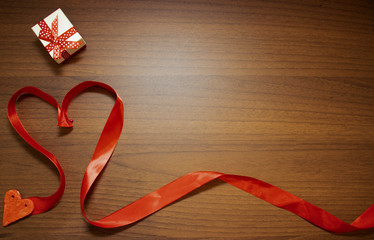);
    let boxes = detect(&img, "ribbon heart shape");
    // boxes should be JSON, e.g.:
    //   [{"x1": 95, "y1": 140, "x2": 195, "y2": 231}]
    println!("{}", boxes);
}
[
  {"x1": 38, "y1": 15, "x2": 82, "y2": 59},
  {"x1": 4, "y1": 81, "x2": 374, "y2": 233}
]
